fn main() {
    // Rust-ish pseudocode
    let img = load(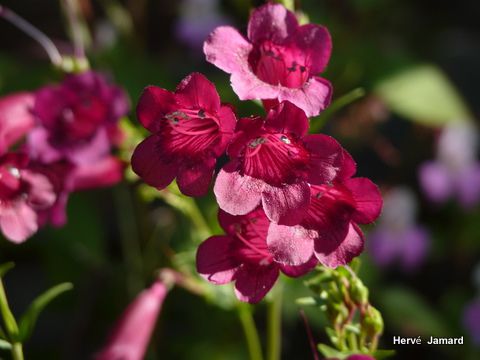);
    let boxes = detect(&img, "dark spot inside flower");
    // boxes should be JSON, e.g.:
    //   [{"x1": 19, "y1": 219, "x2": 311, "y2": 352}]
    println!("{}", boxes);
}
[
  {"x1": 300, "y1": 66, "x2": 307, "y2": 73},
  {"x1": 198, "y1": 109, "x2": 206, "y2": 118},
  {"x1": 280, "y1": 135, "x2": 291, "y2": 144}
]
